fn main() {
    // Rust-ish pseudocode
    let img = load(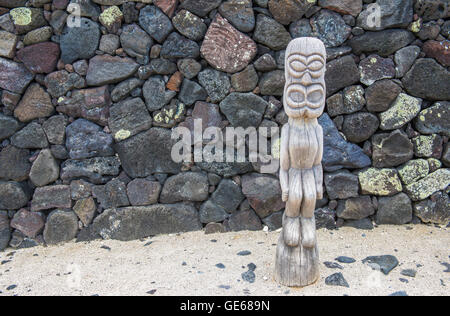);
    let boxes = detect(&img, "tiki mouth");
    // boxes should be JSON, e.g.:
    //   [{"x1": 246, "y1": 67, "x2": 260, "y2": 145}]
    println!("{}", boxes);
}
[{"x1": 285, "y1": 83, "x2": 325, "y2": 110}]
